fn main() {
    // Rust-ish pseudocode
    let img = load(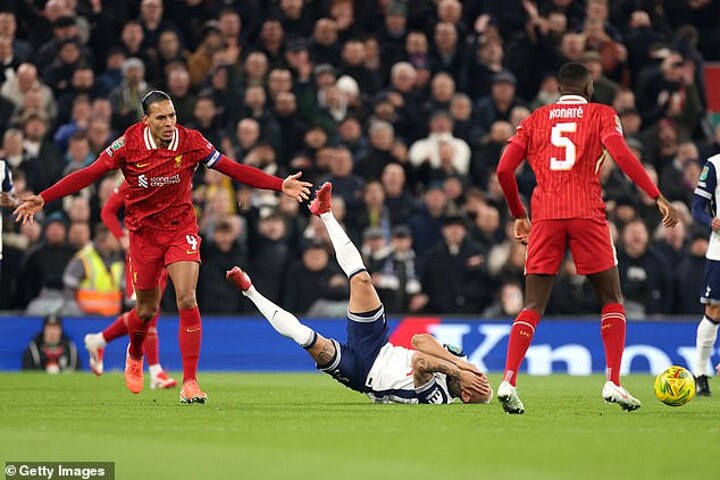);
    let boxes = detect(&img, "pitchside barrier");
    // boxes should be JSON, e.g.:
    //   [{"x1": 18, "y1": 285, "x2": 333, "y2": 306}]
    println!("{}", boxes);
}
[{"x1": 1, "y1": 315, "x2": 716, "y2": 374}]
